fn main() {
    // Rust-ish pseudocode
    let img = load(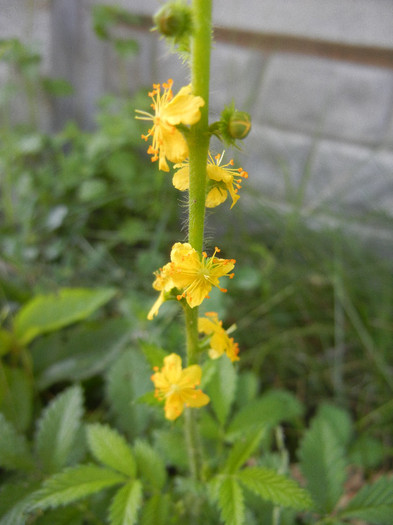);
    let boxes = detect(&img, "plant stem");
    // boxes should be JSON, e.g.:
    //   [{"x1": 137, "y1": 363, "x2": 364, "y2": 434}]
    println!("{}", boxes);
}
[{"x1": 183, "y1": 0, "x2": 212, "y2": 483}]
